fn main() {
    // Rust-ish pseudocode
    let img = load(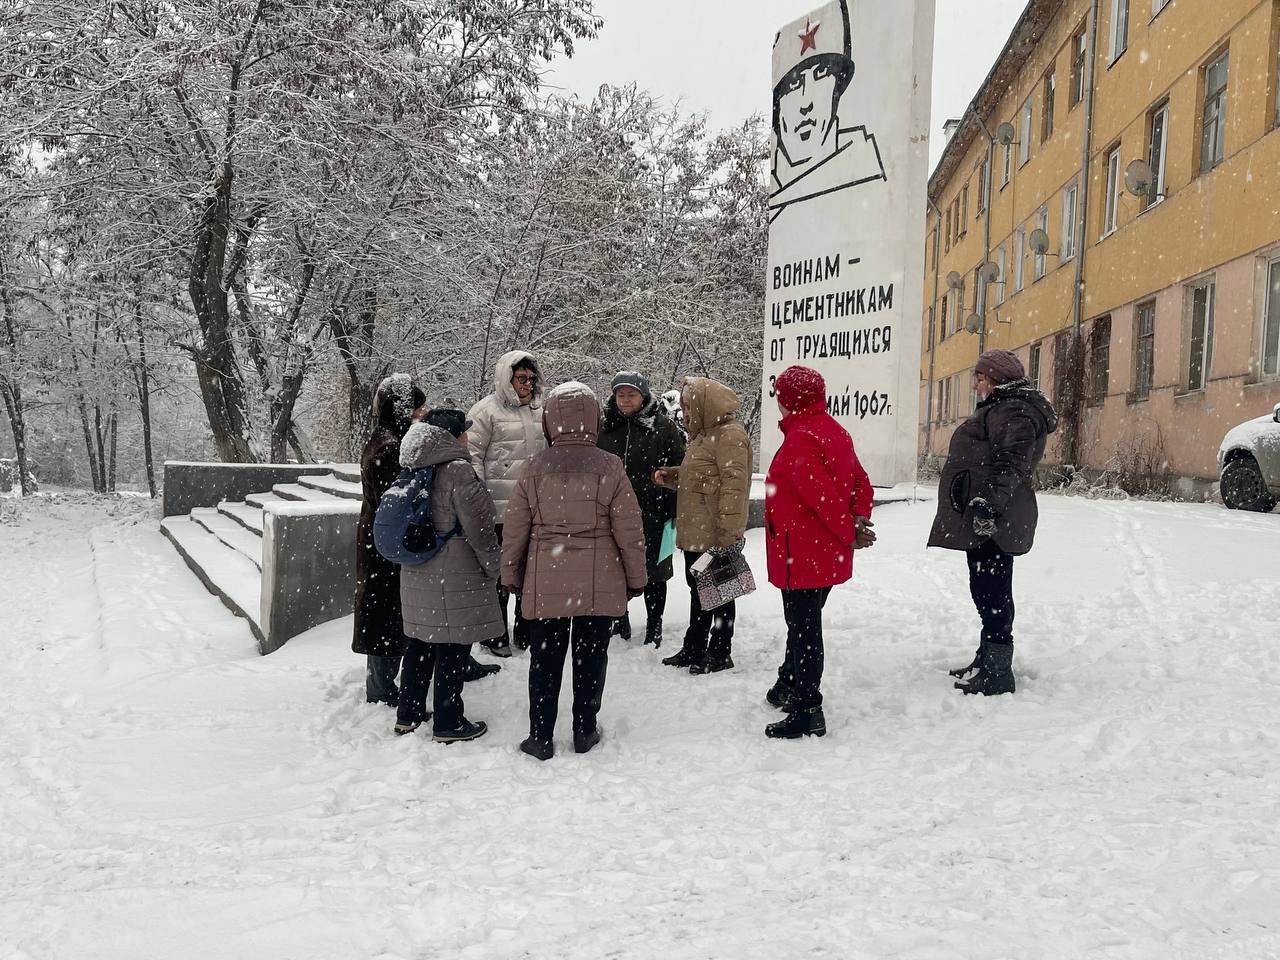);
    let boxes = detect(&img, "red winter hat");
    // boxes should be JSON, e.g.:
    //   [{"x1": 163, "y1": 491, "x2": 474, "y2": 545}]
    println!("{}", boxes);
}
[{"x1": 774, "y1": 365, "x2": 826, "y2": 412}]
